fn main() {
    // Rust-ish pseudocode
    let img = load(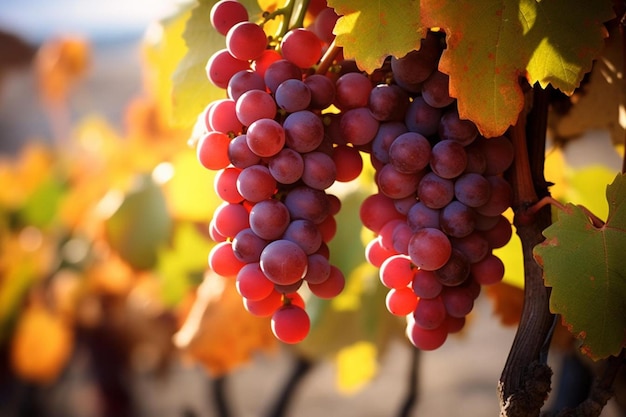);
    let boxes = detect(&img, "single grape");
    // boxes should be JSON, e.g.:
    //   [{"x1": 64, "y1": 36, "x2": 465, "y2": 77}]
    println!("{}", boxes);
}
[
  {"x1": 302, "y1": 253, "x2": 331, "y2": 284},
  {"x1": 379, "y1": 254, "x2": 415, "y2": 289},
  {"x1": 404, "y1": 96, "x2": 442, "y2": 137},
  {"x1": 268, "y1": 148, "x2": 304, "y2": 184},
  {"x1": 214, "y1": 167, "x2": 243, "y2": 203},
  {"x1": 227, "y1": 69, "x2": 266, "y2": 101},
  {"x1": 438, "y1": 107, "x2": 479, "y2": 146},
  {"x1": 390, "y1": 32, "x2": 440, "y2": 85},
  {"x1": 450, "y1": 232, "x2": 490, "y2": 264},
  {"x1": 377, "y1": 164, "x2": 420, "y2": 199},
  {"x1": 454, "y1": 172, "x2": 491, "y2": 208},
  {"x1": 282, "y1": 219, "x2": 323, "y2": 255},
  {"x1": 212, "y1": 201, "x2": 250, "y2": 238},
  {"x1": 226, "y1": 21, "x2": 267, "y2": 61},
  {"x1": 275, "y1": 79, "x2": 312, "y2": 112},
  {"x1": 406, "y1": 320, "x2": 448, "y2": 350},
  {"x1": 249, "y1": 199, "x2": 291, "y2": 240},
  {"x1": 408, "y1": 227, "x2": 452, "y2": 271},
  {"x1": 207, "y1": 98, "x2": 243, "y2": 135},
  {"x1": 236, "y1": 262, "x2": 275, "y2": 301},
  {"x1": 208, "y1": 241, "x2": 246, "y2": 277},
  {"x1": 332, "y1": 145, "x2": 363, "y2": 182},
  {"x1": 283, "y1": 110, "x2": 325, "y2": 153},
  {"x1": 304, "y1": 74, "x2": 336, "y2": 109},
  {"x1": 471, "y1": 253, "x2": 505, "y2": 285},
  {"x1": 339, "y1": 107, "x2": 380, "y2": 146},
  {"x1": 368, "y1": 83, "x2": 410, "y2": 122},
  {"x1": 421, "y1": 70, "x2": 455, "y2": 108},
  {"x1": 412, "y1": 269, "x2": 443, "y2": 299},
  {"x1": 232, "y1": 228, "x2": 268, "y2": 263},
  {"x1": 441, "y1": 283, "x2": 475, "y2": 318},
  {"x1": 246, "y1": 118, "x2": 285, "y2": 157},
  {"x1": 434, "y1": 249, "x2": 470, "y2": 286},
  {"x1": 197, "y1": 131, "x2": 231, "y2": 170},
  {"x1": 407, "y1": 201, "x2": 440, "y2": 231},
  {"x1": 206, "y1": 48, "x2": 250, "y2": 89},
  {"x1": 388, "y1": 131, "x2": 431, "y2": 174},
  {"x1": 386, "y1": 287, "x2": 418, "y2": 316},
  {"x1": 359, "y1": 193, "x2": 405, "y2": 234},
  {"x1": 260, "y1": 239, "x2": 308, "y2": 286},
  {"x1": 236, "y1": 90, "x2": 277, "y2": 126},
  {"x1": 439, "y1": 201, "x2": 475, "y2": 238},
  {"x1": 244, "y1": 289, "x2": 282, "y2": 317},
  {"x1": 480, "y1": 214, "x2": 513, "y2": 249},
  {"x1": 302, "y1": 151, "x2": 337, "y2": 190},
  {"x1": 413, "y1": 296, "x2": 447, "y2": 329},
  {"x1": 280, "y1": 28, "x2": 323, "y2": 69},
  {"x1": 210, "y1": 0, "x2": 249, "y2": 36},
  {"x1": 236, "y1": 164, "x2": 276, "y2": 202},
  {"x1": 334, "y1": 72, "x2": 372, "y2": 110},
  {"x1": 228, "y1": 134, "x2": 261, "y2": 168},
  {"x1": 417, "y1": 172, "x2": 454, "y2": 209},
  {"x1": 430, "y1": 139, "x2": 467, "y2": 179},
  {"x1": 271, "y1": 304, "x2": 311, "y2": 344}
]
